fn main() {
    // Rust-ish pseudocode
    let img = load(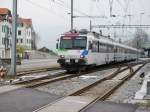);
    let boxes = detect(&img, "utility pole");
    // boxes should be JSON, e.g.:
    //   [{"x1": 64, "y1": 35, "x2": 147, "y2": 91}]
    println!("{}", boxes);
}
[
  {"x1": 10, "y1": 0, "x2": 17, "y2": 76},
  {"x1": 71, "y1": 0, "x2": 73, "y2": 30},
  {"x1": 140, "y1": 12, "x2": 145, "y2": 27},
  {"x1": 109, "y1": 0, "x2": 114, "y2": 17},
  {"x1": 90, "y1": 20, "x2": 92, "y2": 31}
]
